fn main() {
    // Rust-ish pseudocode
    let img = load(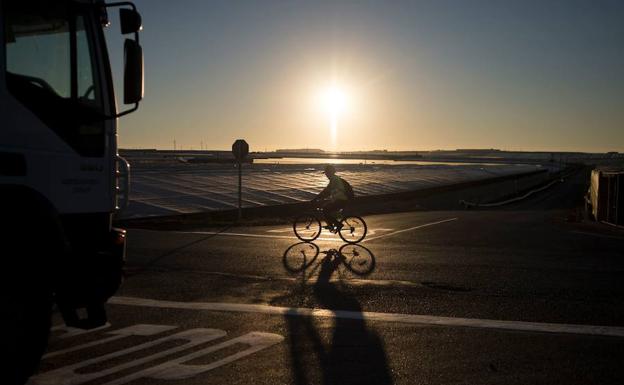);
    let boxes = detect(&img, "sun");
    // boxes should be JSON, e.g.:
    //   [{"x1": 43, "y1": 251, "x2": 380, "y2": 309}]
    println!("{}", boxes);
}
[
  {"x1": 317, "y1": 83, "x2": 350, "y2": 147},
  {"x1": 321, "y1": 85, "x2": 348, "y2": 119}
]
